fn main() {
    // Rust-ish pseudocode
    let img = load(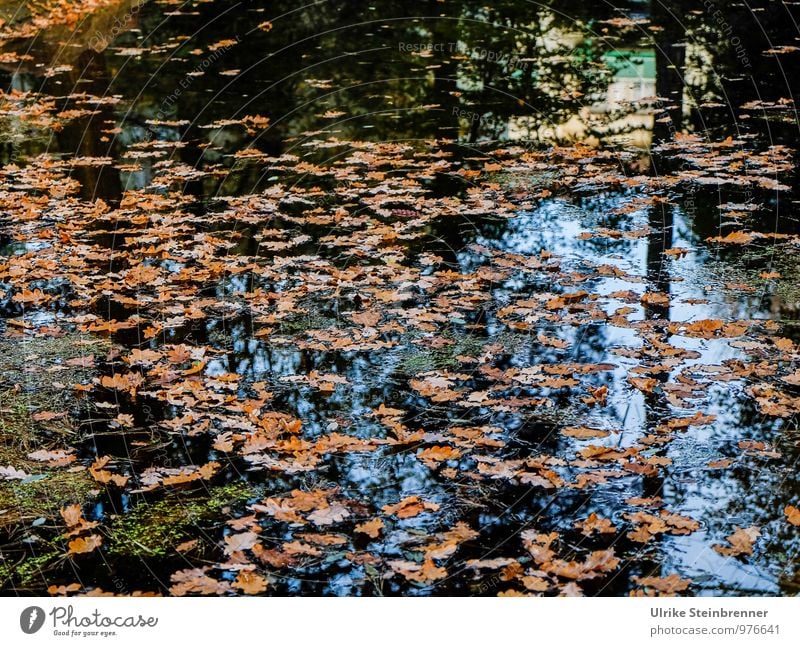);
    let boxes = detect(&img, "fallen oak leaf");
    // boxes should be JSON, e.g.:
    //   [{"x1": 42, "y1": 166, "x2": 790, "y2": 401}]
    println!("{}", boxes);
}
[
  {"x1": 382, "y1": 495, "x2": 440, "y2": 519},
  {"x1": 417, "y1": 445, "x2": 462, "y2": 468},
  {"x1": 31, "y1": 411, "x2": 67, "y2": 422},
  {"x1": 713, "y1": 526, "x2": 760, "y2": 557},
  {"x1": 354, "y1": 518, "x2": 384, "y2": 538},
  {"x1": 47, "y1": 583, "x2": 82, "y2": 596},
  {"x1": 628, "y1": 376, "x2": 658, "y2": 394},
  {"x1": 707, "y1": 230, "x2": 755, "y2": 244},
  {"x1": 89, "y1": 456, "x2": 129, "y2": 487},
  {"x1": 233, "y1": 571, "x2": 268, "y2": 595},
  {"x1": 707, "y1": 458, "x2": 733, "y2": 469},
  {"x1": 738, "y1": 440, "x2": 781, "y2": 459},
  {"x1": 170, "y1": 567, "x2": 231, "y2": 596},
  {"x1": 60, "y1": 504, "x2": 83, "y2": 528},
  {"x1": 68, "y1": 534, "x2": 103, "y2": 555},
  {"x1": 541, "y1": 549, "x2": 619, "y2": 580},
  {"x1": 575, "y1": 512, "x2": 615, "y2": 537},
  {"x1": 785, "y1": 505, "x2": 800, "y2": 526},
  {"x1": 27, "y1": 449, "x2": 76, "y2": 467},
  {"x1": 182, "y1": 361, "x2": 206, "y2": 376},
  {"x1": 223, "y1": 531, "x2": 259, "y2": 556},
  {"x1": 251, "y1": 498, "x2": 305, "y2": 524},
  {"x1": 632, "y1": 573, "x2": 691, "y2": 594},
  {"x1": 175, "y1": 539, "x2": 199, "y2": 553},
  {"x1": 307, "y1": 503, "x2": 350, "y2": 526},
  {"x1": 387, "y1": 559, "x2": 447, "y2": 585},
  {"x1": 640, "y1": 292, "x2": 670, "y2": 307},
  {"x1": 561, "y1": 426, "x2": 610, "y2": 439}
]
